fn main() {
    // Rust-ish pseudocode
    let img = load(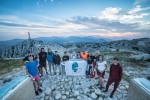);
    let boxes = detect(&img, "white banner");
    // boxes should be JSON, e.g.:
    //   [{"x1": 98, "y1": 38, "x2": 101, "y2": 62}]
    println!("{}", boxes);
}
[{"x1": 65, "y1": 60, "x2": 87, "y2": 75}]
